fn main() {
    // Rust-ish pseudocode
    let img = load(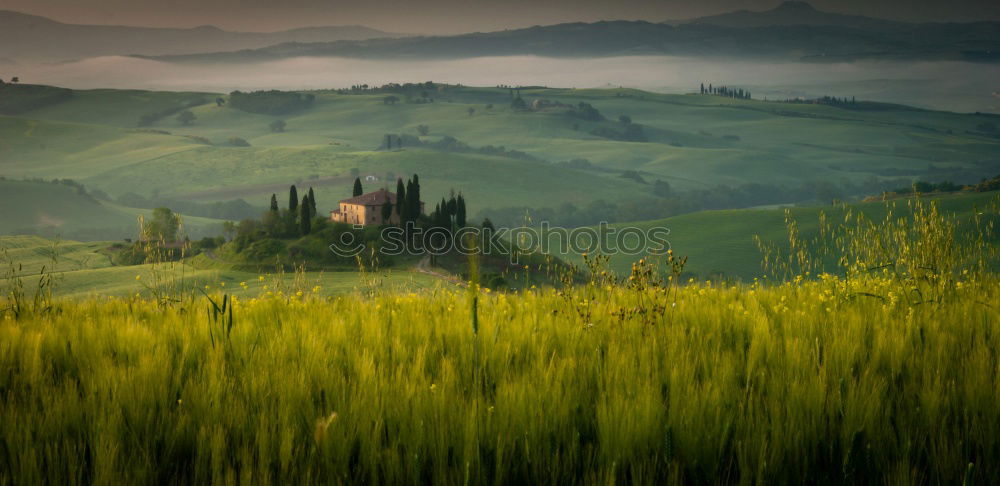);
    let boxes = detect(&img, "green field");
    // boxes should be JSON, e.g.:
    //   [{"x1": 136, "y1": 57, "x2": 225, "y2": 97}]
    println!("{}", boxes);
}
[
  {"x1": 2, "y1": 270, "x2": 997, "y2": 483},
  {"x1": 1, "y1": 235, "x2": 444, "y2": 299},
  {"x1": 532, "y1": 191, "x2": 1000, "y2": 280},
  {"x1": 4, "y1": 83, "x2": 1000, "y2": 484},
  {"x1": 0, "y1": 179, "x2": 227, "y2": 240},
  {"x1": 2, "y1": 84, "x2": 998, "y2": 228}
]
